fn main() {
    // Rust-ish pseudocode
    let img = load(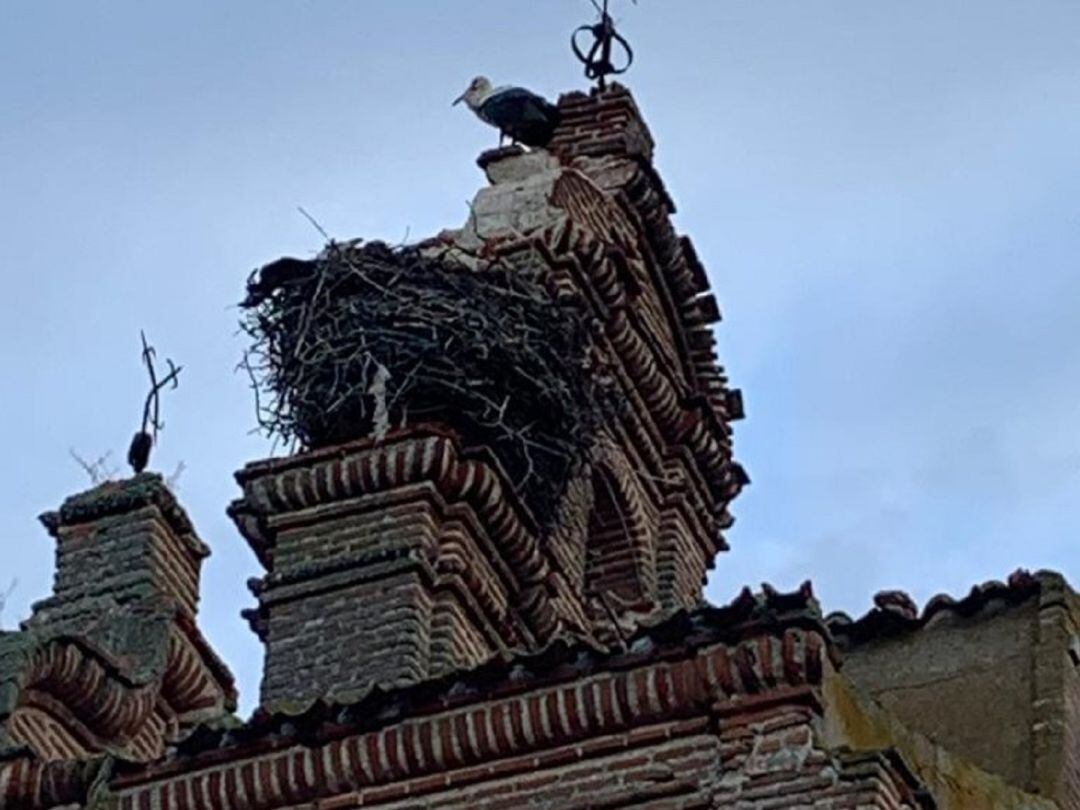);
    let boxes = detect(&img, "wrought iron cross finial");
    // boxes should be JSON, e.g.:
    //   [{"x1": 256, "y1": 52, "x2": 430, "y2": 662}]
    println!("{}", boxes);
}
[
  {"x1": 572, "y1": 0, "x2": 635, "y2": 90},
  {"x1": 127, "y1": 331, "x2": 182, "y2": 474}
]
